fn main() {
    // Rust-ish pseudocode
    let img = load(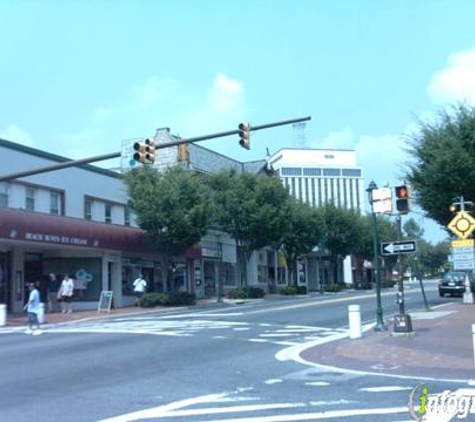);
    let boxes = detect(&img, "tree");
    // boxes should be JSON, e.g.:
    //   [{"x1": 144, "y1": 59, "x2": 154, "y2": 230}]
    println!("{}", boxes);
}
[
  {"x1": 281, "y1": 199, "x2": 325, "y2": 286},
  {"x1": 405, "y1": 104, "x2": 475, "y2": 227},
  {"x1": 316, "y1": 202, "x2": 364, "y2": 284},
  {"x1": 123, "y1": 165, "x2": 212, "y2": 290},
  {"x1": 207, "y1": 170, "x2": 291, "y2": 286}
]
